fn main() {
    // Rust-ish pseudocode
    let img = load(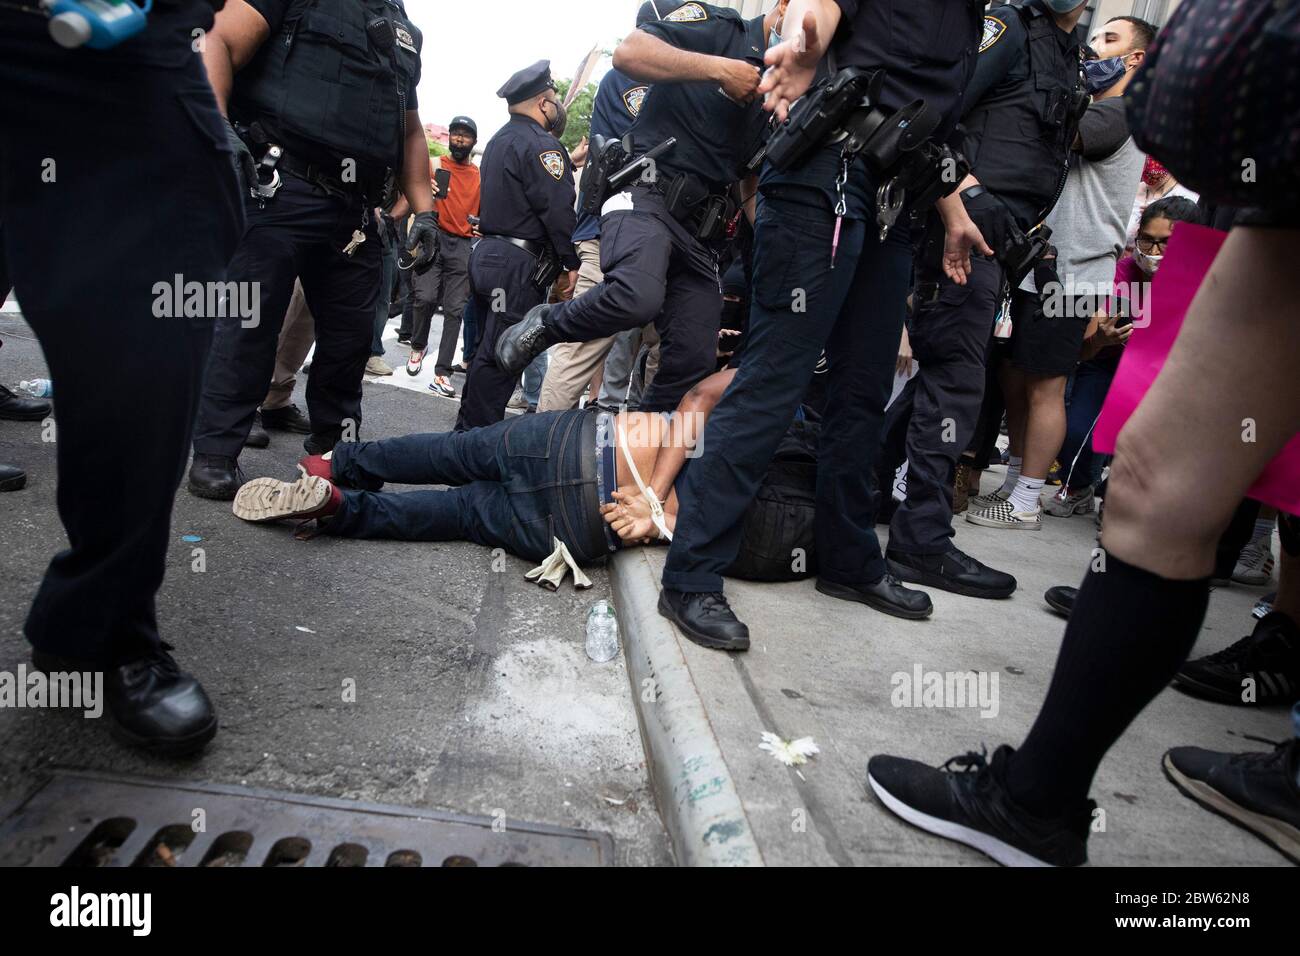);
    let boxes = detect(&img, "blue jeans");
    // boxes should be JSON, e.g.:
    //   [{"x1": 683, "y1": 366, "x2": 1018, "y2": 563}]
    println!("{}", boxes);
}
[
  {"x1": 1058, "y1": 358, "x2": 1116, "y2": 489},
  {"x1": 663, "y1": 149, "x2": 913, "y2": 592},
  {"x1": 521, "y1": 351, "x2": 549, "y2": 406},
  {"x1": 323, "y1": 408, "x2": 609, "y2": 563}
]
